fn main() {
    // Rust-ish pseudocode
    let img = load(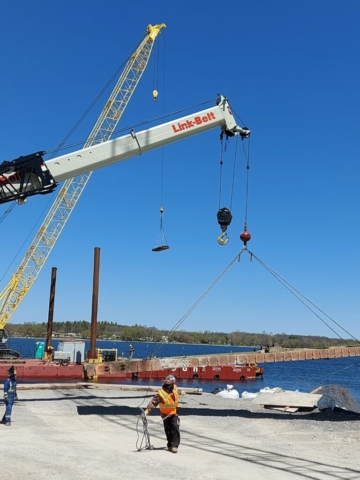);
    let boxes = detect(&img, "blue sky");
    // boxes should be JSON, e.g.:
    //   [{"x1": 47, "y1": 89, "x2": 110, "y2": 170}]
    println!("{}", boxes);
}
[{"x1": 1, "y1": 1, "x2": 359, "y2": 339}]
